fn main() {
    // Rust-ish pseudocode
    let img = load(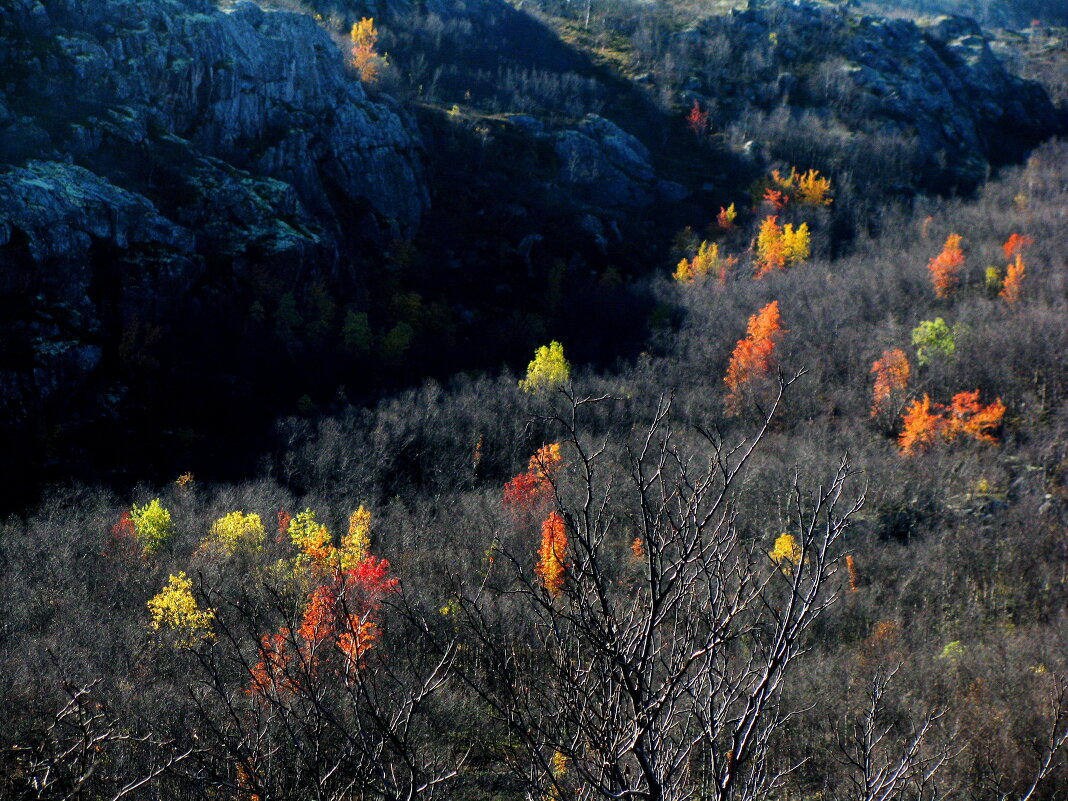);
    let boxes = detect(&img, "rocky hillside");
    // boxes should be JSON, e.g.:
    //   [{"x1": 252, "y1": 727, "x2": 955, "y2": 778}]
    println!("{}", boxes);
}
[
  {"x1": 0, "y1": 0, "x2": 1061, "y2": 506},
  {"x1": 655, "y1": 2, "x2": 1060, "y2": 194}
]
